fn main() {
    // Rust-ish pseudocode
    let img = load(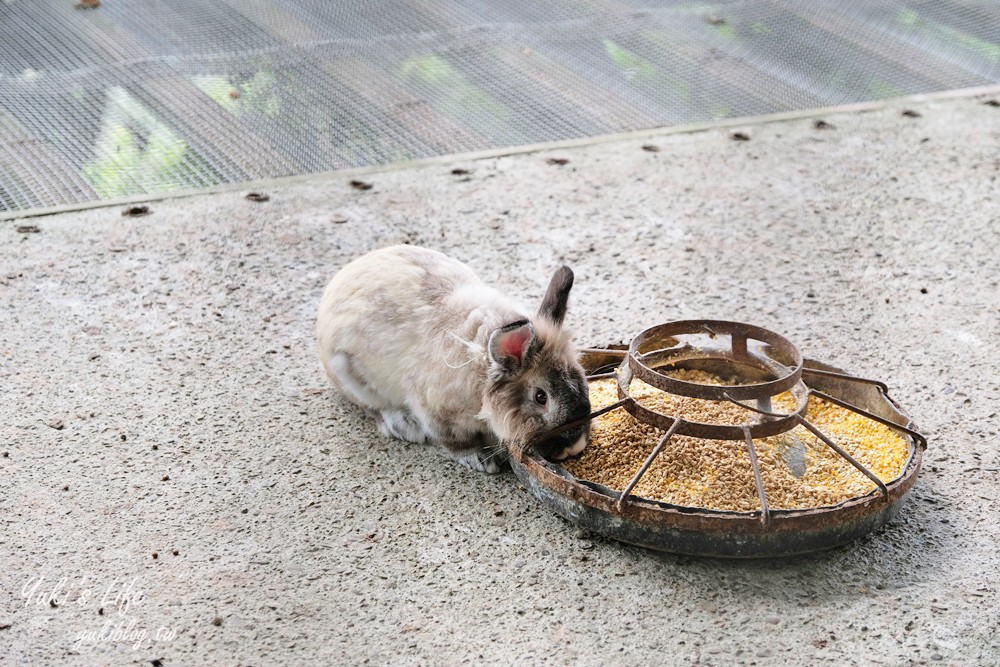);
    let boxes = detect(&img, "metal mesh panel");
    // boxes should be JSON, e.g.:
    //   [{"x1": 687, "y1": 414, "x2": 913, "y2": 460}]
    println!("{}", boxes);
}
[{"x1": 1, "y1": 0, "x2": 998, "y2": 214}]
